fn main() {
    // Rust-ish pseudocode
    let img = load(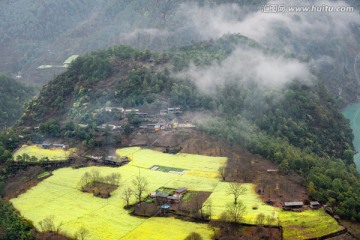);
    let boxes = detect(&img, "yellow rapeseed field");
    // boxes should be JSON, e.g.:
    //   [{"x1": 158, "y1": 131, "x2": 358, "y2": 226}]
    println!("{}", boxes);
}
[
  {"x1": 11, "y1": 147, "x2": 342, "y2": 239},
  {"x1": 204, "y1": 182, "x2": 280, "y2": 225},
  {"x1": 13, "y1": 145, "x2": 76, "y2": 161},
  {"x1": 280, "y1": 209, "x2": 343, "y2": 240}
]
